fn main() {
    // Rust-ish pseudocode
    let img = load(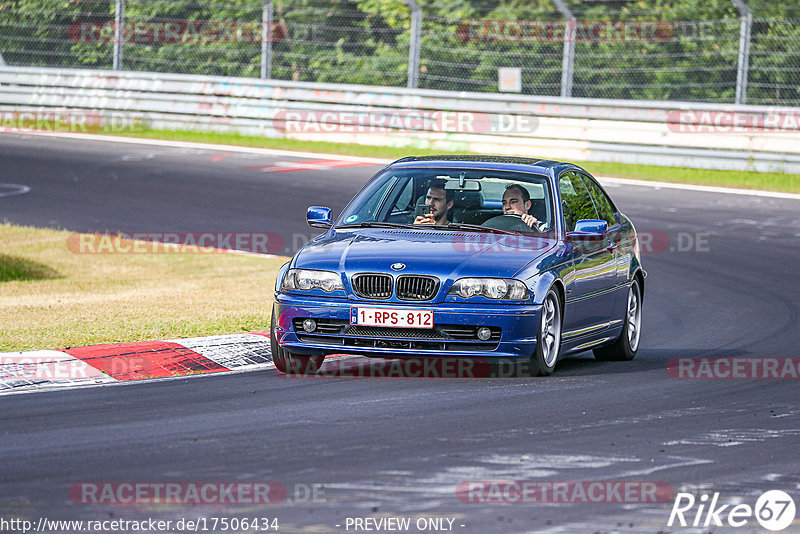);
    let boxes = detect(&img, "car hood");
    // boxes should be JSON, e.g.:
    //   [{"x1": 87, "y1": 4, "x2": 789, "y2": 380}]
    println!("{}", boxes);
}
[{"x1": 294, "y1": 228, "x2": 556, "y2": 281}]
